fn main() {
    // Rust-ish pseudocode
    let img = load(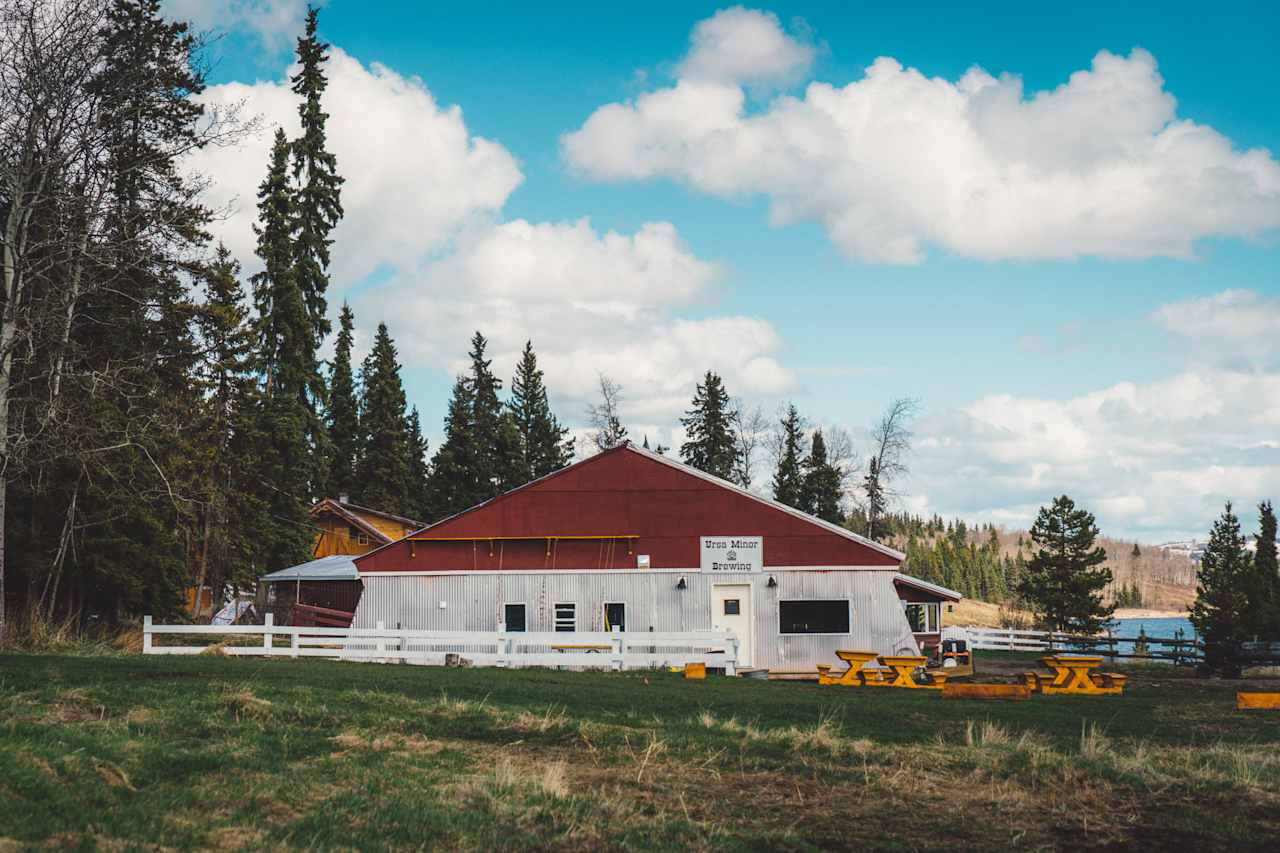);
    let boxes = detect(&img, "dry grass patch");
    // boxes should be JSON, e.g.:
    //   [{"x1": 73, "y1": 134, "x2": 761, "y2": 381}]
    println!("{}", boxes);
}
[
  {"x1": 44, "y1": 687, "x2": 108, "y2": 723},
  {"x1": 219, "y1": 687, "x2": 272, "y2": 721},
  {"x1": 330, "y1": 730, "x2": 443, "y2": 754}
]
